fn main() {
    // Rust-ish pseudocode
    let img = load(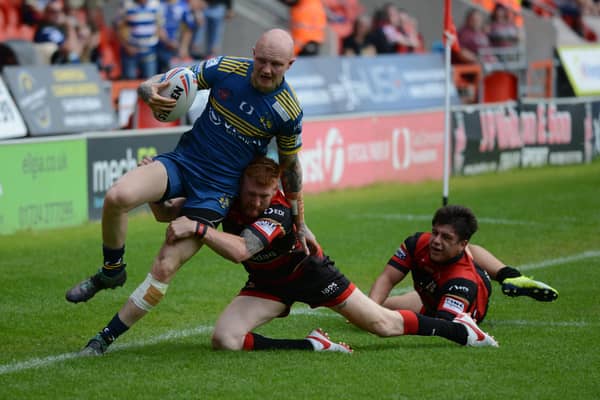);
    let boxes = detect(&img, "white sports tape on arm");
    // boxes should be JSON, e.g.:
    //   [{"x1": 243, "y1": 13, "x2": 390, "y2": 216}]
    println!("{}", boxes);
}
[{"x1": 130, "y1": 274, "x2": 169, "y2": 312}]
